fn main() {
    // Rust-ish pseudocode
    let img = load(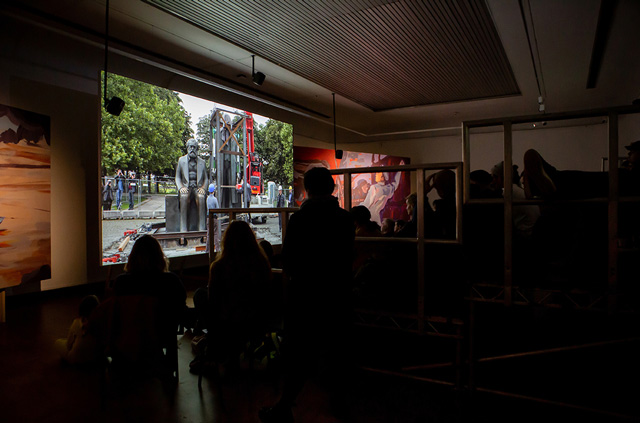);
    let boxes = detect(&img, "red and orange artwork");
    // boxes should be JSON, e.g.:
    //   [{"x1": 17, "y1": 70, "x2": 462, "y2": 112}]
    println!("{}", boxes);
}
[
  {"x1": 293, "y1": 146, "x2": 410, "y2": 224},
  {"x1": 0, "y1": 105, "x2": 51, "y2": 289}
]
